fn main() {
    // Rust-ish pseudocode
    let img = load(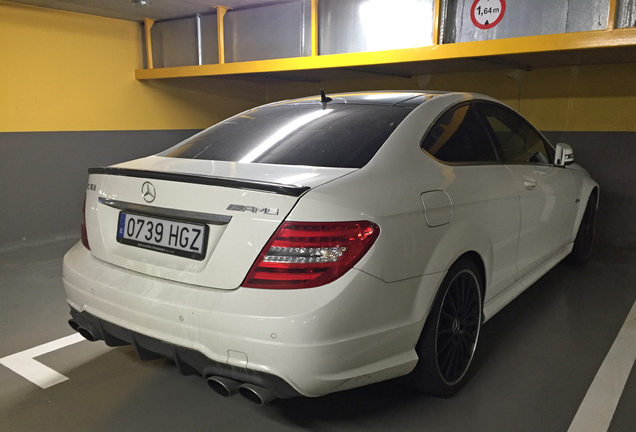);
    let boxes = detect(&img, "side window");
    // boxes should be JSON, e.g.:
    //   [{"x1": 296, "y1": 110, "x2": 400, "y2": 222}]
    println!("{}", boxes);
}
[
  {"x1": 478, "y1": 104, "x2": 553, "y2": 164},
  {"x1": 421, "y1": 104, "x2": 498, "y2": 163}
]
